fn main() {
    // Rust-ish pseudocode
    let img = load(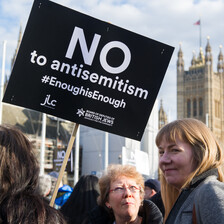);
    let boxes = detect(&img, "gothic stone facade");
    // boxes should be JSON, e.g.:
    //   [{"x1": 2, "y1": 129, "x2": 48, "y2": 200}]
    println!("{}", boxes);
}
[{"x1": 177, "y1": 38, "x2": 224, "y2": 144}]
